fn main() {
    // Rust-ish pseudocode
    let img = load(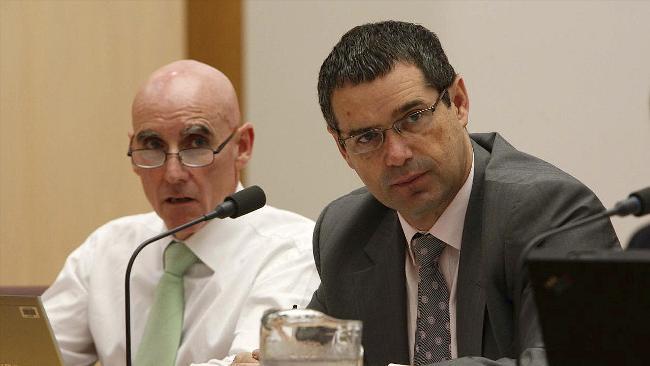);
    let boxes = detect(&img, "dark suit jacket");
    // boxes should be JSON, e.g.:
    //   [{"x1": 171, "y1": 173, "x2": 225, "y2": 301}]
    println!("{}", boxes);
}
[
  {"x1": 308, "y1": 133, "x2": 619, "y2": 366},
  {"x1": 628, "y1": 224, "x2": 650, "y2": 249}
]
